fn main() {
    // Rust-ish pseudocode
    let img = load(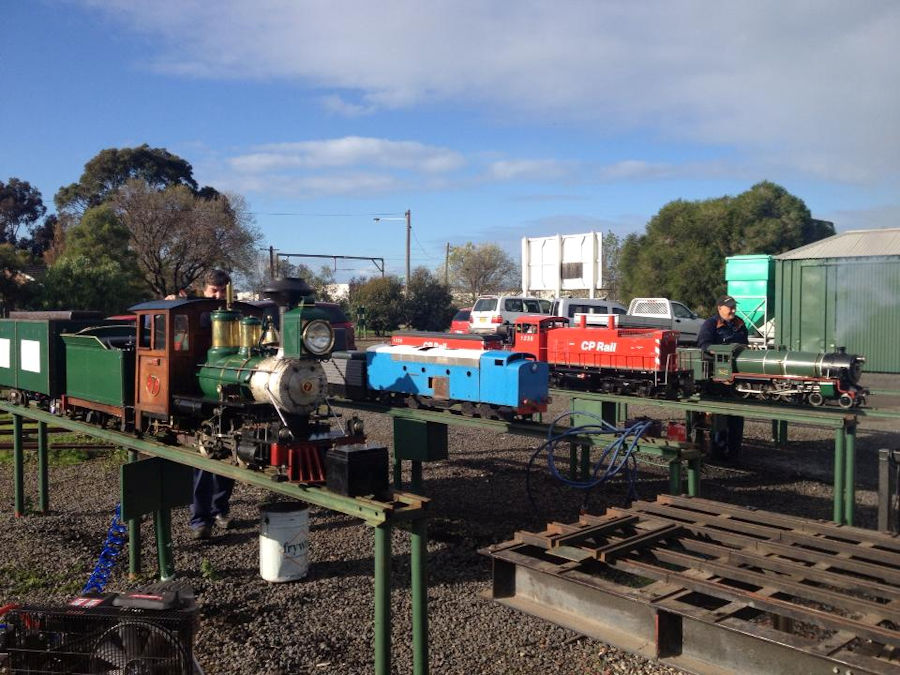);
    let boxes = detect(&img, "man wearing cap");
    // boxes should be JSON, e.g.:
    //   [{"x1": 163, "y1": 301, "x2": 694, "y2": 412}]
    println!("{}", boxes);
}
[
  {"x1": 697, "y1": 295, "x2": 748, "y2": 350},
  {"x1": 697, "y1": 295, "x2": 749, "y2": 460}
]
